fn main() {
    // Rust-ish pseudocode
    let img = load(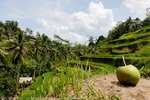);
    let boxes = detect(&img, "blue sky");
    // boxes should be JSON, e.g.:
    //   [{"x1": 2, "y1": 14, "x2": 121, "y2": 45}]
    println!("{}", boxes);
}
[{"x1": 0, "y1": 0, "x2": 150, "y2": 44}]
